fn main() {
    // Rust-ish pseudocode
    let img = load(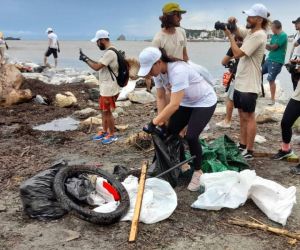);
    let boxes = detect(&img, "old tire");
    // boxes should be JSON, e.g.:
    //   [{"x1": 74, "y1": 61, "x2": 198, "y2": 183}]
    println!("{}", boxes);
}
[{"x1": 54, "y1": 165, "x2": 130, "y2": 225}]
